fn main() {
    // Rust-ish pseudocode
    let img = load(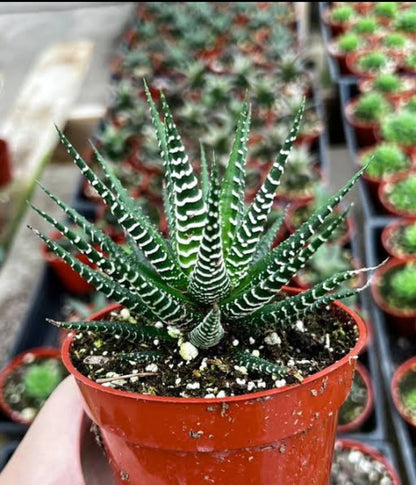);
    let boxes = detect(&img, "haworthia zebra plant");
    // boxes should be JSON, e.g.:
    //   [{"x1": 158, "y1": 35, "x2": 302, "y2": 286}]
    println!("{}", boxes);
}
[{"x1": 31, "y1": 83, "x2": 374, "y2": 379}]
